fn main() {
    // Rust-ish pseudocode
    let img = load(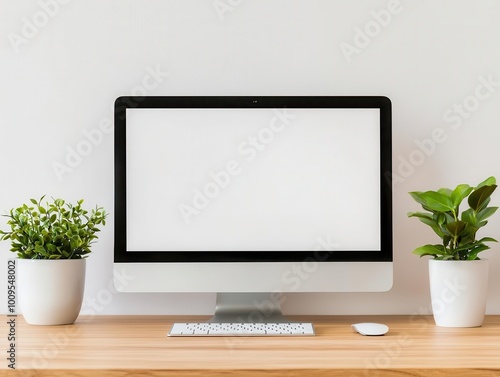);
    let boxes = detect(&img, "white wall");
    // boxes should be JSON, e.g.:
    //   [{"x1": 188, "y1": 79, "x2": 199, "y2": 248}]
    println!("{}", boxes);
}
[{"x1": 1, "y1": 0, "x2": 500, "y2": 316}]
